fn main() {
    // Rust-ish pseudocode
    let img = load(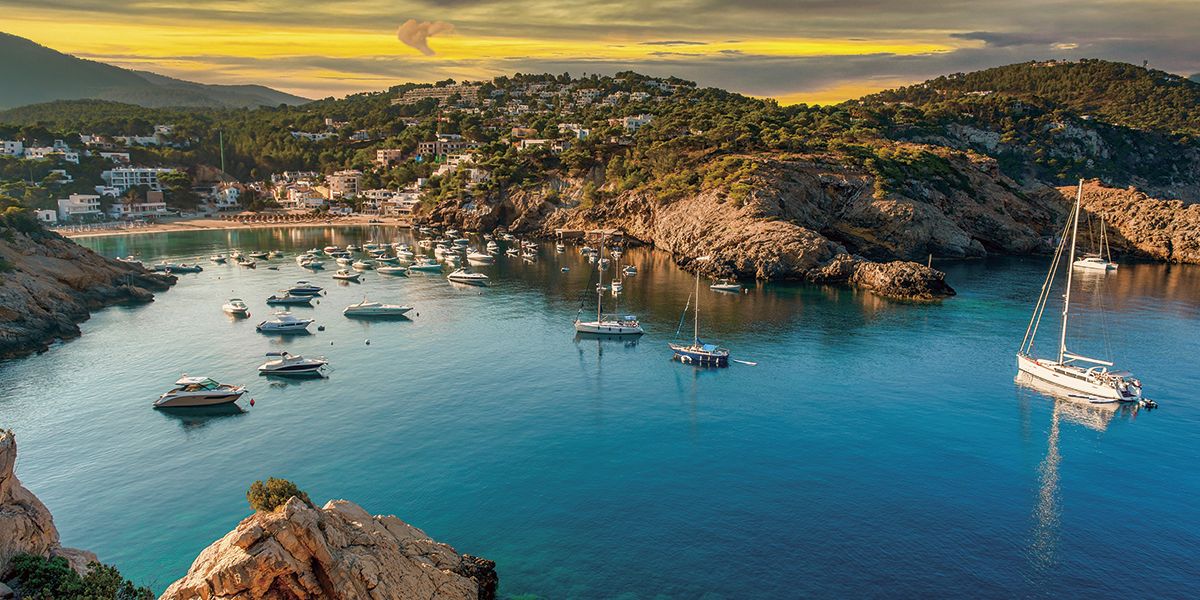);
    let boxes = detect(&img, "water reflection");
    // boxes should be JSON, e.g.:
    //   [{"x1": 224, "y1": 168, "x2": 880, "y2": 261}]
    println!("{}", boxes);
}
[{"x1": 154, "y1": 404, "x2": 246, "y2": 431}]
